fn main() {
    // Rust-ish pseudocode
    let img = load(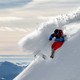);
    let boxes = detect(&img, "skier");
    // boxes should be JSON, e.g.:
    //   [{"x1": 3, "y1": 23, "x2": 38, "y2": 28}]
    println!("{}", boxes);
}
[{"x1": 49, "y1": 29, "x2": 65, "y2": 58}]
